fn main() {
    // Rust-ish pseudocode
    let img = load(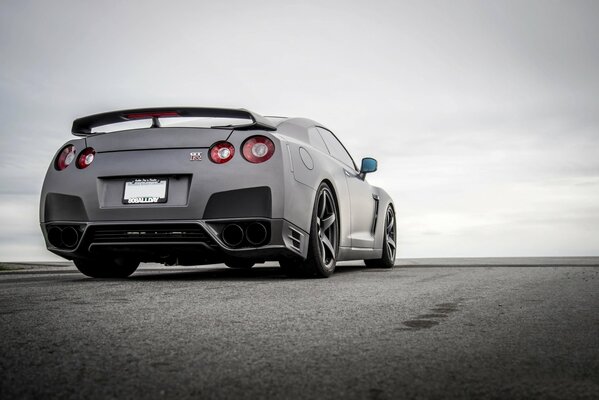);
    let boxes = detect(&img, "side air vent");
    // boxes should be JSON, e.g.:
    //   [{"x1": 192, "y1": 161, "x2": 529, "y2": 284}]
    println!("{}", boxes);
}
[{"x1": 288, "y1": 227, "x2": 303, "y2": 251}]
